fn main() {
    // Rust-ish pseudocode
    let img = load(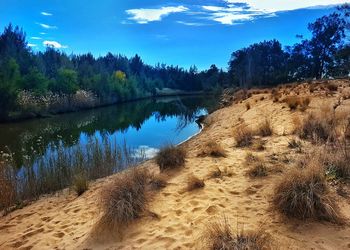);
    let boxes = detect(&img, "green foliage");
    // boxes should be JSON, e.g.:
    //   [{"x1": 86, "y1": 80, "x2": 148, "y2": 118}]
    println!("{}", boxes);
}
[
  {"x1": 0, "y1": 58, "x2": 20, "y2": 119},
  {"x1": 21, "y1": 67, "x2": 49, "y2": 95},
  {"x1": 50, "y1": 68, "x2": 79, "y2": 94}
]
